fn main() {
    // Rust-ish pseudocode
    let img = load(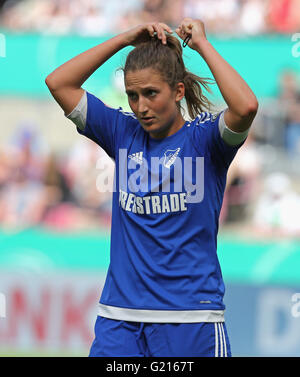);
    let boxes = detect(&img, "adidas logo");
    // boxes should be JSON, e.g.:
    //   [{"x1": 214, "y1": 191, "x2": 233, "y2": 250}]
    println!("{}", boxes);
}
[{"x1": 128, "y1": 151, "x2": 143, "y2": 164}]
